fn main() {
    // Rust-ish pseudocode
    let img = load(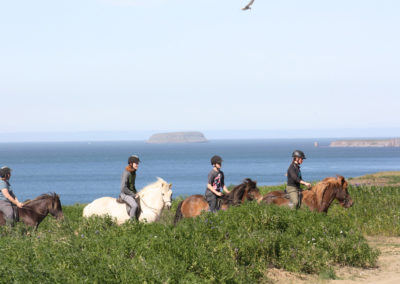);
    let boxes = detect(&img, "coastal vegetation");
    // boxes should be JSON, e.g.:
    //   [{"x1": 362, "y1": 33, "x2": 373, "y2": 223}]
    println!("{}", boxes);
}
[{"x1": 1, "y1": 174, "x2": 400, "y2": 283}]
